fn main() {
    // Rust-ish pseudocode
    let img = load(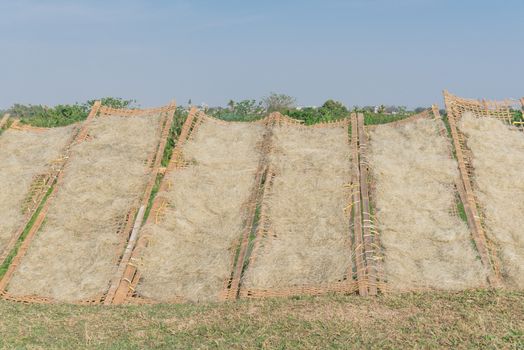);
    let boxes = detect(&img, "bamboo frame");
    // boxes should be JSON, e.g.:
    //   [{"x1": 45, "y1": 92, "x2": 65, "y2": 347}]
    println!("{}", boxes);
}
[
  {"x1": 0, "y1": 101, "x2": 177, "y2": 304},
  {"x1": 238, "y1": 114, "x2": 358, "y2": 300},
  {"x1": 0, "y1": 101, "x2": 102, "y2": 296},
  {"x1": 442, "y1": 90, "x2": 522, "y2": 286},
  {"x1": 360, "y1": 105, "x2": 473, "y2": 293},
  {"x1": 104, "y1": 104, "x2": 176, "y2": 304},
  {"x1": 111, "y1": 107, "x2": 198, "y2": 304},
  {"x1": 221, "y1": 114, "x2": 275, "y2": 301},
  {"x1": 431, "y1": 105, "x2": 496, "y2": 287},
  {"x1": 0, "y1": 121, "x2": 82, "y2": 268}
]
